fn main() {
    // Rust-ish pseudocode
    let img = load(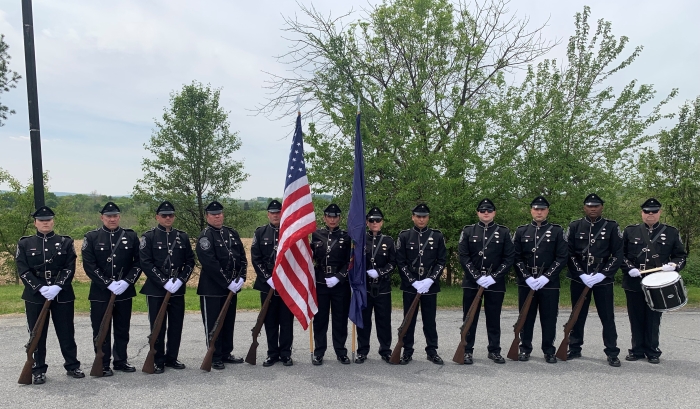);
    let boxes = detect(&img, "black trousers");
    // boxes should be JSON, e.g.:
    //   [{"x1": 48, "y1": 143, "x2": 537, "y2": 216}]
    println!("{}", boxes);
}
[
  {"x1": 25, "y1": 301, "x2": 80, "y2": 374},
  {"x1": 146, "y1": 295, "x2": 185, "y2": 365},
  {"x1": 401, "y1": 292, "x2": 438, "y2": 357},
  {"x1": 356, "y1": 292, "x2": 392, "y2": 357},
  {"x1": 200, "y1": 295, "x2": 238, "y2": 363},
  {"x1": 569, "y1": 280, "x2": 619, "y2": 357},
  {"x1": 261, "y1": 292, "x2": 294, "y2": 359},
  {"x1": 90, "y1": 299, "x2": 133, "y2": 366},
  {"x1": 625, "y1": 289, "x2": 662, "y2": 358},
  {"x1": 313, "y1": 283, "x2": 350, "y2": 357},
  {"x1": 462, "y1": 288, "x2": 505, "y2": 354},
  {"x1": 517, "y1": 286, "x2": 559, "y2": 355}
]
